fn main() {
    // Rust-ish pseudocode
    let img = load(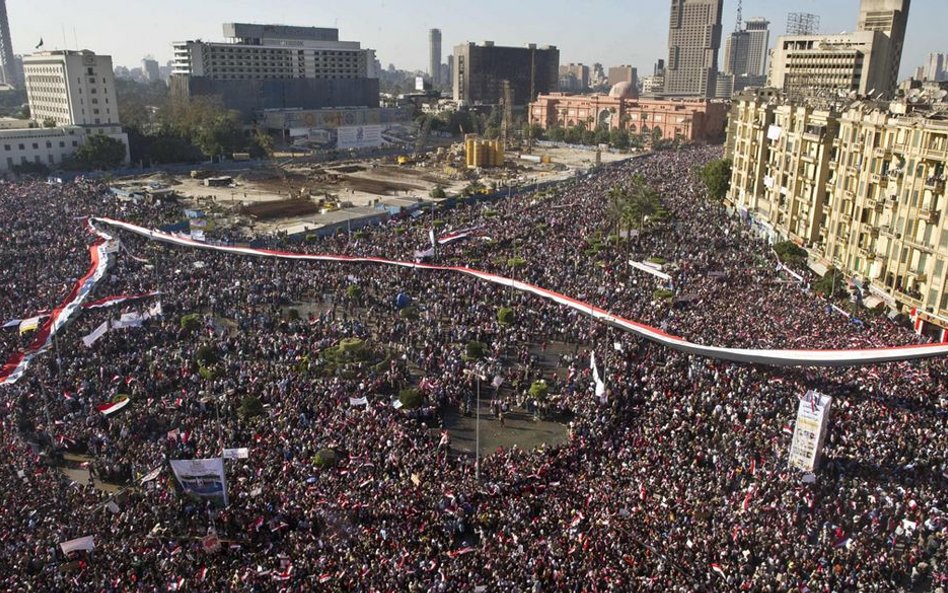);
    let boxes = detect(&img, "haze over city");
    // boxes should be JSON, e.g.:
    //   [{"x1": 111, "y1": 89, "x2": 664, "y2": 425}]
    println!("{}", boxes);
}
[{"x1": 7, "y1": 0, "x2": 947, "y2": 77}]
